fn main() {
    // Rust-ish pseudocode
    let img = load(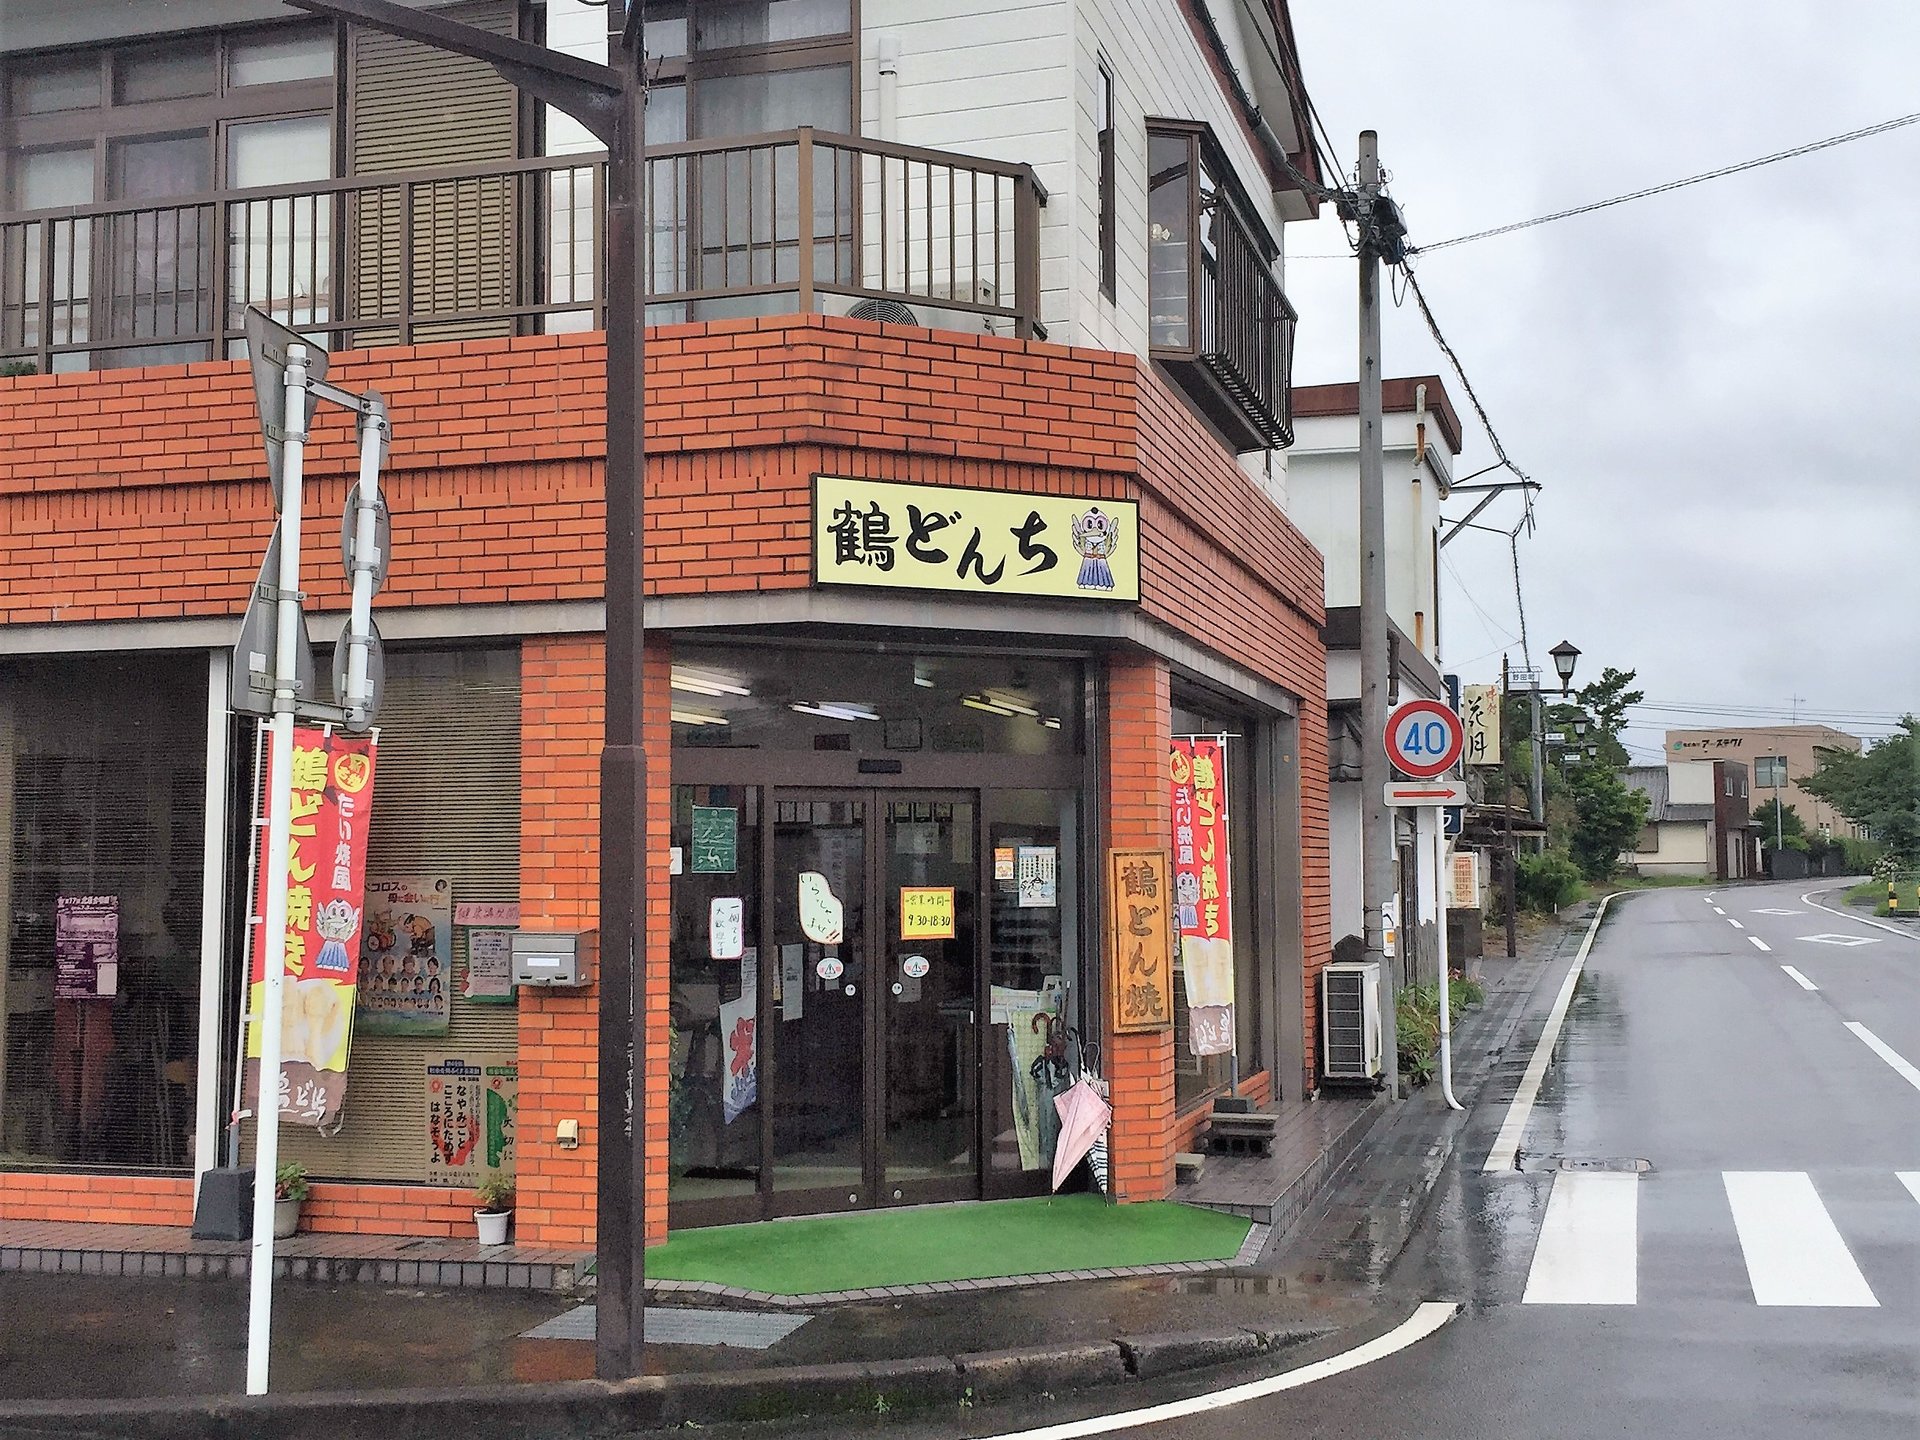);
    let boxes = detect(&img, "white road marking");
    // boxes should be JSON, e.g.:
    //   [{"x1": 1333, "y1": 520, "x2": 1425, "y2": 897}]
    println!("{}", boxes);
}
[
  {"x1": 1779, "y1": 964, "x2": 1816, "y2": 989},
  {"x1": 1752, "y1": 907, "x2": 1804, "y2": 916},
  {"x1": 1845, "y1": 1023, "x2": 1920, "y2": 1093},
  {"x1": 1798, "y1": 933, "x2": 1879, "y2": 947},
  {"x1": 1711, "y1": 906, "x2": 1726, "y2": 916},
  {"x1": 1484, "y1": 892, "x2": 1625, "y2": 1172},
  {"x1": 1522, "y1": 1172, "x2": 1638, "y2": 1305},
  {"x1": 1801, "y1": 888, "x2": 1917, "y2": 942},
  {"x1": 1748, "y1": 936, "x2": 1771, "y2": 952},
  {"x1": 973, "y1": 1303, "x2": 1461, "y2": 1439},
  {"x1": 1900, "y1": 1173, "x2": 1920, "y2": 1209},
  {"x1": 1705, "y1": 894, "x2": 1718, "y2": 904},
  {"x1": 1727, "y1": 918, "x2": 1745, "y2": 929},
  {"x1": 1723, "y1": 1172, "x2": 1878, "y2": 1308}
]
